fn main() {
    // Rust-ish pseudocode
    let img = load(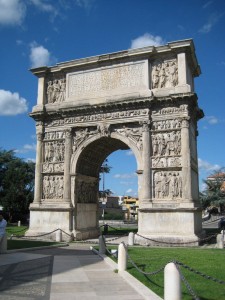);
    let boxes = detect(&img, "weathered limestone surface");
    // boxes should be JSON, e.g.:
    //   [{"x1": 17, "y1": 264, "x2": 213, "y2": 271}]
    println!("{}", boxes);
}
[{"x1": 27, "y1": 39, "x2": 204, "y2": 245}]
